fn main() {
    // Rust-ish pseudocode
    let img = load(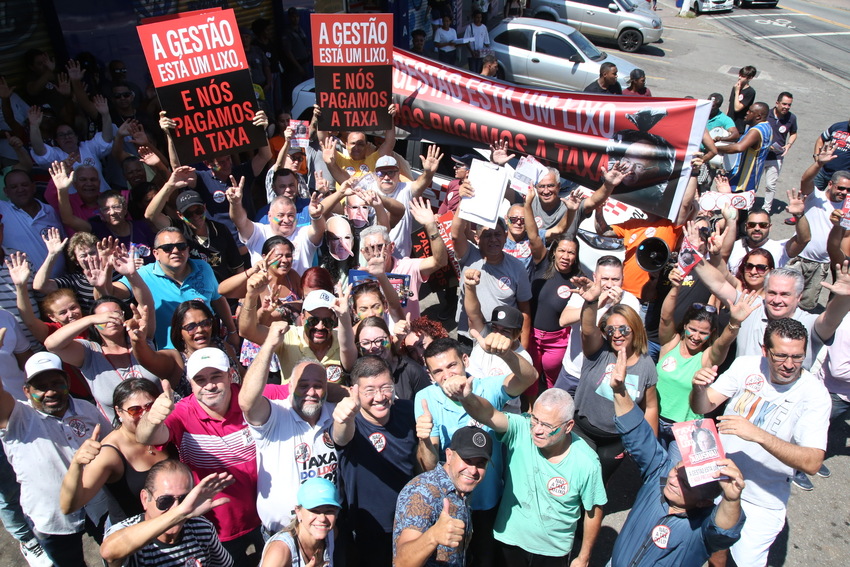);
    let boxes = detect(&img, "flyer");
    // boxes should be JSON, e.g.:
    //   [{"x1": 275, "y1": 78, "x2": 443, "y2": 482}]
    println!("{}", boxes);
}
[{"x1": 672, "y1": 419, "x2": 726, "y2": 487}]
